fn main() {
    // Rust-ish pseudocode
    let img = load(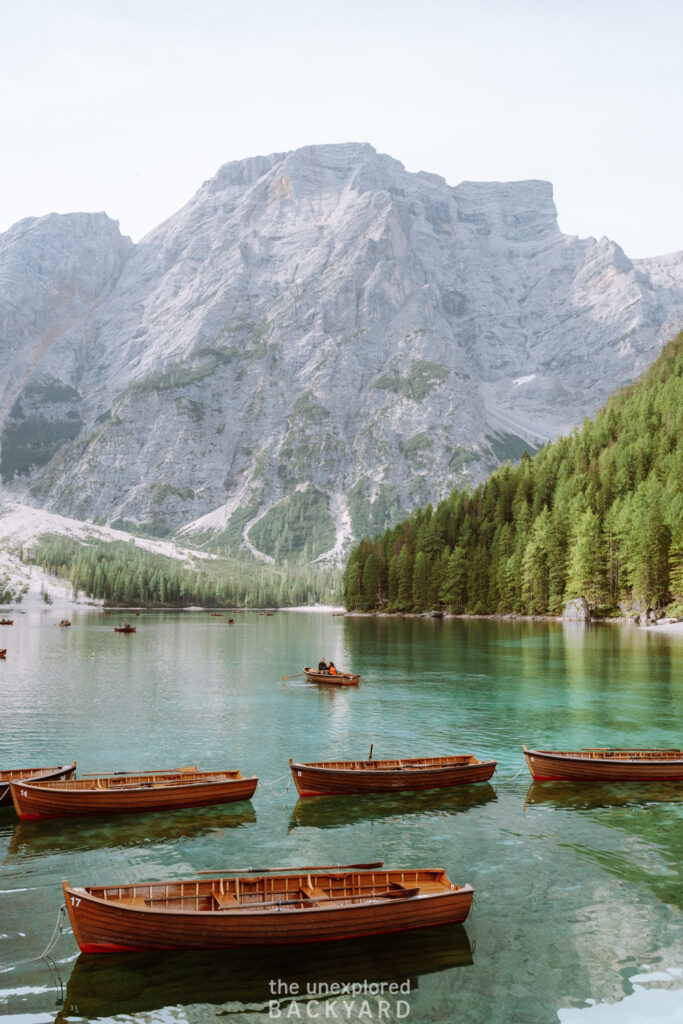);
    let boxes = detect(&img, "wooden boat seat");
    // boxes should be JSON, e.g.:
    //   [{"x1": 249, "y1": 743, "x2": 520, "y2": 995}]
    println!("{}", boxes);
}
[
  {"x1": 301, "y1": 883, "x2": 329, "y2": 903},
  {"x1": 212, "y1": 892, "x2": 239, "y2": 908}
]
